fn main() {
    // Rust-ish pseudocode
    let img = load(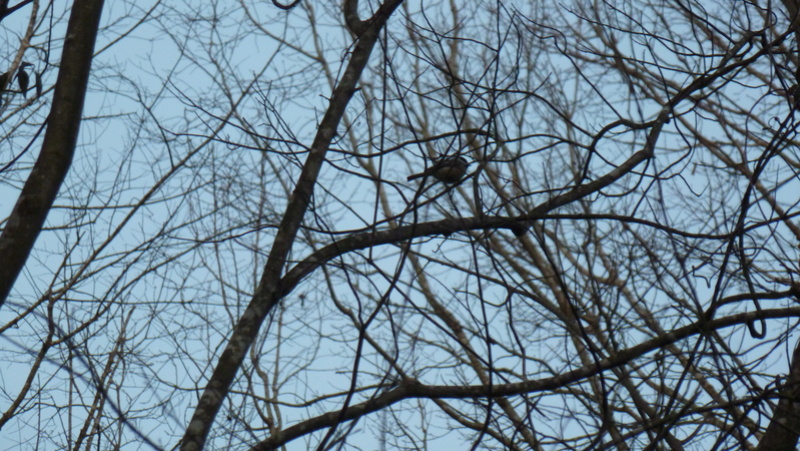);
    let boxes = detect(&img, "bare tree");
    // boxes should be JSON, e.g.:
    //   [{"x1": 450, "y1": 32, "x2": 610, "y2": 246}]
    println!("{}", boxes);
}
[{"x1": 1, "y1": 0, "x2": 800, "y2": 450}]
